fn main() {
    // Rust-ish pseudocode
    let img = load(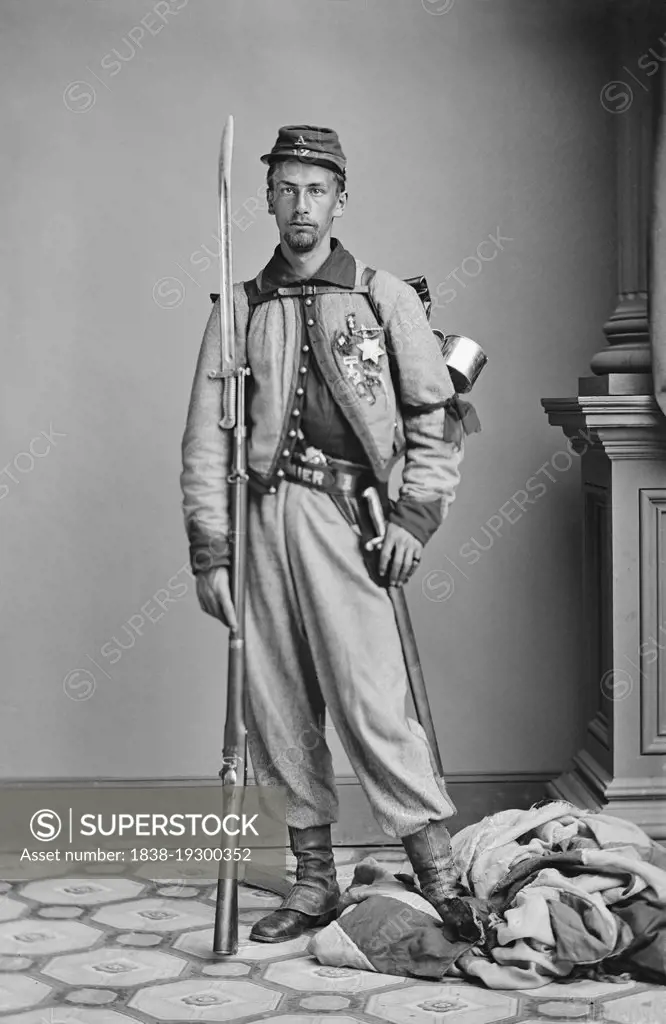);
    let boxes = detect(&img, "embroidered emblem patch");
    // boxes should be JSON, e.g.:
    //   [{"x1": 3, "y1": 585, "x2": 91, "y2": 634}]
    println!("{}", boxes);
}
[{"x1": 334, "y1": 313, "x2": 387, "y2": 404}]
